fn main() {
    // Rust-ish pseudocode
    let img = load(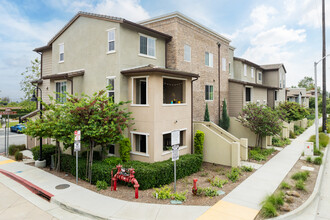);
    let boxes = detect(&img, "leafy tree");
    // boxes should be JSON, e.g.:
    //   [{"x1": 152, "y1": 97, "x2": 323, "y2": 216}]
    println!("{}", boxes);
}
[
  {"x1": 20, "y1": 58, "x2": 40, "y2": 100},
  {"x1": 298, "y1": 77, "x2": 314, "y2": 91},
  {"x1": 238, "y1": 103, "x2": 284, "y2": 148},
  {"x1": 219, "y1": 99, "x2": 230, "y2": 131},
  {"x1": 204, "y1": 103, "x2": 210, "y2": 122},
  {"x1": 277, "y1": 102, "x2": 309, "y2": 122}
]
